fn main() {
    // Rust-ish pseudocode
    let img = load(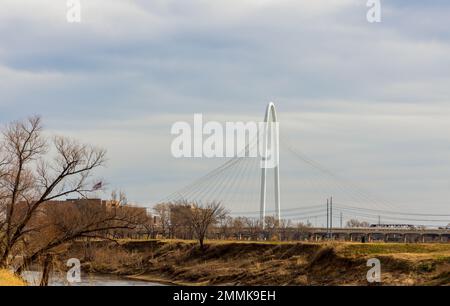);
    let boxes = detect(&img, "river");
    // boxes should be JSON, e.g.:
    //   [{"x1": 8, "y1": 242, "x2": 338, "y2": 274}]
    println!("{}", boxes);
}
[{"x1": 22, "y1": 271, "x2": 164, "y2": 286}]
